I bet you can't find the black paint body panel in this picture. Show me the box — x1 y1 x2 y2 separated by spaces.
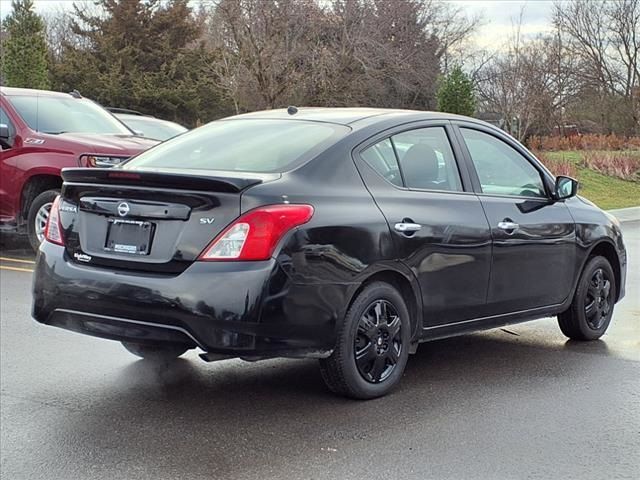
32 110 628 358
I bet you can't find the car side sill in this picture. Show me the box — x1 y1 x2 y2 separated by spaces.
420 303 564 342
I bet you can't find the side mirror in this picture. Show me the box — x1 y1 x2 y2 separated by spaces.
133 130 145 137
554 175 578 200
0 123 9 140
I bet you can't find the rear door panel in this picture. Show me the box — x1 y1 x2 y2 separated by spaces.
354 122 492 327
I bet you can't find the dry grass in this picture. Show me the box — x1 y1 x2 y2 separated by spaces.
581 151 640 181
528 134 640 152
537 151 640 209
534 151 578 178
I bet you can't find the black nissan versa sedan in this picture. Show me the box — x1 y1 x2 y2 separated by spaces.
32 108 627 399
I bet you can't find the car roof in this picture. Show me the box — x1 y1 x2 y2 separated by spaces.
229 107 484 127
0 86 80 98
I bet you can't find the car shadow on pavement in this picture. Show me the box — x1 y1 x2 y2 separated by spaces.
38 328 632 479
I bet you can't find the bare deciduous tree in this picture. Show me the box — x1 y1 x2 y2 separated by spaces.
203 0 479 112
553 0 639 131
476 9 579 141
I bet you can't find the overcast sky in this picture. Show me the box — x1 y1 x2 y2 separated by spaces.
0 0 557 47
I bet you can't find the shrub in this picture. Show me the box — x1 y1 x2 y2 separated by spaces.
582 152 640 181
527 134 640 151
534 152 578 178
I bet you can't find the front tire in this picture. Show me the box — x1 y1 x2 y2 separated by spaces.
319 282 411 399
558 256 616 341
121 342 188 361
27 189 60 252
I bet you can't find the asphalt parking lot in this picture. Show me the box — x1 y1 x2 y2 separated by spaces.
1 221 638 480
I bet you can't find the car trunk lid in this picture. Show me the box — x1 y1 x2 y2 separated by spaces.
59 168 279 274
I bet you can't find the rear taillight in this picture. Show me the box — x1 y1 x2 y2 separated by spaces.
44 196 65 246
198 204 314 261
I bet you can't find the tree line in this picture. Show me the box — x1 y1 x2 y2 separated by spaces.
1 0 638 140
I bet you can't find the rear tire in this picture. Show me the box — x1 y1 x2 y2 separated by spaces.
319 282 411 399
558 256 616 341
27 189 60 252
121 342 188 361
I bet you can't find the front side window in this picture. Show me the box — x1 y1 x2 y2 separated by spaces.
124 119 350 173
0 107 16 149
8 95 132 135
392 127 462 191
0 107 15 136
461 128 546 198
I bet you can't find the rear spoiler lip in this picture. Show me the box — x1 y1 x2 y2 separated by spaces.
61 168 278 193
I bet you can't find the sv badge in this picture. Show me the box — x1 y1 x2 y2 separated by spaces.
199 218 215 225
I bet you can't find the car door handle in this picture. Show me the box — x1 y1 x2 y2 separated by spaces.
394 222 422 232
497 221 519 231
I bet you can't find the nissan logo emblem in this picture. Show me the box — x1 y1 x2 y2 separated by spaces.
117 202 130 217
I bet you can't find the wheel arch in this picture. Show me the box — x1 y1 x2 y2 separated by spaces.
585 240 622 302
20 174 62 222
345 267 423 345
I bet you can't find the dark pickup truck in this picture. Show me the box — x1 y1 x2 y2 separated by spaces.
0 87 158 250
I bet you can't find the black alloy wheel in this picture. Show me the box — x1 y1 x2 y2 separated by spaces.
319 281 411 399
558 255 616 341
584 268 612 330
354 300 403 383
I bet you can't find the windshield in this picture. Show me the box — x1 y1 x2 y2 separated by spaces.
119 116 187 141
123 119 350 173
9 95 133 135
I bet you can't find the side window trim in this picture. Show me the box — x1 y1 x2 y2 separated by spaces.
359 137 404 187
452 122 552 199
354 121 476 194
388 136 406 187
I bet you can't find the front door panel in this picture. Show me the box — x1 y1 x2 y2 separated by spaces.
480 196 576 312
456 124 577 314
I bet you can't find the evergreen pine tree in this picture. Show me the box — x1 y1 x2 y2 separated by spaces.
2 0 50 89
437 66 476 117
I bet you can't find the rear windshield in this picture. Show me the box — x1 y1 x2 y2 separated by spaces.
123 119 350 173
9 95 132 135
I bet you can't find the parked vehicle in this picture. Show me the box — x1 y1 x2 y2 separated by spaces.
32 108 627 399
0 87 159 251
107 108 187 141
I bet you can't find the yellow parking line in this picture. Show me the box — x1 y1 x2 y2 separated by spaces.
0 265 34 273
0 256 36 265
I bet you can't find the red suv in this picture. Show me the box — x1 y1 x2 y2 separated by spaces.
0 87 159 250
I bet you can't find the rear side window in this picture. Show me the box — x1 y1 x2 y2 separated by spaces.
392 127 462 192
361 138 402 187
124 119 350 173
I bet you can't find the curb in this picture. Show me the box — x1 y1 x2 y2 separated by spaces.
607 206 640 223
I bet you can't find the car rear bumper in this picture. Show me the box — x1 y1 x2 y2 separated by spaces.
32 242 345 358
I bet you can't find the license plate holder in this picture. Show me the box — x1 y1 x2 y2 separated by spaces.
104 218 154 255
